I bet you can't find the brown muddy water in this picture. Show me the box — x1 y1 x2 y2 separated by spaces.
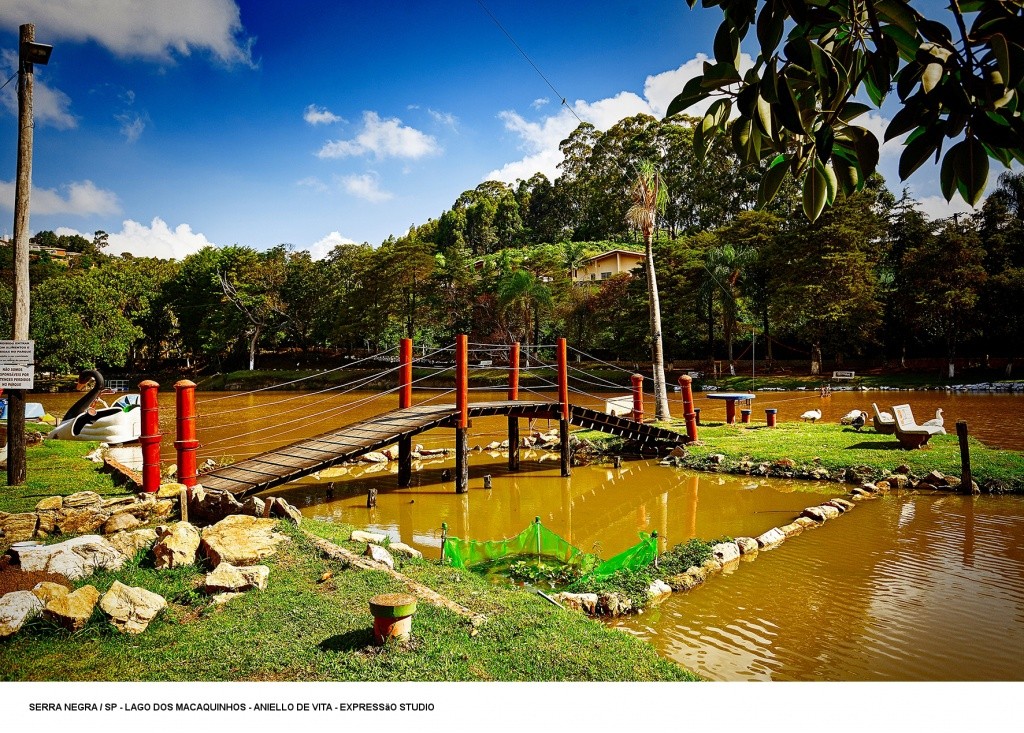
37 387 1024 680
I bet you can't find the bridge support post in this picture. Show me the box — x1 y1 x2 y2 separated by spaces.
508 342 520 471
397 338 413 487
678 375 698 442
139 380 161 494
455 427 469 493
631 373 644 422
455 334 469 493
398 435 412 487
174 379 199 488
557 338 570 477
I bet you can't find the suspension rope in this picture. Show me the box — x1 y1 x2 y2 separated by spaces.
196 346 400 404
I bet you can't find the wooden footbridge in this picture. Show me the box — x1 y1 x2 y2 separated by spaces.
171 336 698 499
200 400 686 498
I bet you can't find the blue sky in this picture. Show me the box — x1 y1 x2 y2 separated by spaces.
0 1 980 259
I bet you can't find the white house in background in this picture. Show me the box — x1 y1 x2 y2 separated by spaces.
572 249 644 284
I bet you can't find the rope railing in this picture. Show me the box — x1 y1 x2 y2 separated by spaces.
196 346 401 404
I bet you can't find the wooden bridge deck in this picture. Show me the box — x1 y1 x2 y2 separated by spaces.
200 400 685 497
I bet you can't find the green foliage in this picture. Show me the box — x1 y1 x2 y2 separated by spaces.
675 1 1024 216
657 538 717 577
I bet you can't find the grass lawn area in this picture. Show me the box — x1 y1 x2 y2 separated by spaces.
0 520 694 682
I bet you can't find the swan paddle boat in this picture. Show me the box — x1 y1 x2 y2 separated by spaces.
49 370 142 444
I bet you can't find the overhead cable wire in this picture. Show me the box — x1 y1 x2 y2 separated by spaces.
470 0 583 124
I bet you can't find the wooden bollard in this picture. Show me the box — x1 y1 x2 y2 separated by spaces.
766 408 778 428
613 455 622 468
367 487 378 508
138 380 161 494
631 373 645 422
174 379 199 487
956 420 974 494
483 475 492 489
369 593 417 645
678 375 698 442
741 408 752 424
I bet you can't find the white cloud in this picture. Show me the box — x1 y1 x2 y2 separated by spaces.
0 0 254 65
296 176 329 193
486 54 754 183
340 173 393 202
0 50 77 129
59 217 216 259
428 108 458 129
914 194 979 221
116 112 146 143
0 179 119 216
531 98 549 109
317 111 440 160
308 231 356 261
304 104 342 125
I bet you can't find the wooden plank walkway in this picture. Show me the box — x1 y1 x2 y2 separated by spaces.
199 400 684 498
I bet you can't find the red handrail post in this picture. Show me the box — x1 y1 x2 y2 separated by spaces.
138 380 161 494
399 337 413 409
456 334 468 429
678 375 699 442
557 338 569 422
508 342 520 401
631 373 645 423
174 379 199 487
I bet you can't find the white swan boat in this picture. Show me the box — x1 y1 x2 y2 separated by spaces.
49 370 142 445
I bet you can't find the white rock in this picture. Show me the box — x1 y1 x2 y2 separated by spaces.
99 581 166 634
17 535 125 581
388 542 423 559
647 579 672 599
363 543 395 569
153 522 201 569
755 527 786 549
351 530 387 544
711 542 741 564
360 451 388 463
0 591 44 637
204 562 270 593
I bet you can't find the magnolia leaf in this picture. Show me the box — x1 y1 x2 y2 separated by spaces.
758 156 791 207
939 144 959 201
922 62 944 94
822 160 838 205
666 76 709 116
956 137 989 206
756 94 773 139
899 126 941 179
991 33 1011 86
802 164 828 222
756 4 785 58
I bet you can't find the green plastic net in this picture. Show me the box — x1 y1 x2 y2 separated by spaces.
442 517 657 580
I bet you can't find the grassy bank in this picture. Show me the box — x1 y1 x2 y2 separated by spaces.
580 420 1024 491
0 439 693 682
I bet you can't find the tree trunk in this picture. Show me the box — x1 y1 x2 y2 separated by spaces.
644 236 671 420
763 308 773 365
810 342 821 376
248 327 260 371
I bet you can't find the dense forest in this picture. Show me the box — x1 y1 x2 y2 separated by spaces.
2 114 1023 378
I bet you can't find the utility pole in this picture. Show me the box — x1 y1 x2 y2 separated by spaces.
8 24 52 485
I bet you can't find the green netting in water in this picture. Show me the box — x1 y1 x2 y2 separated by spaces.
442 517 657 581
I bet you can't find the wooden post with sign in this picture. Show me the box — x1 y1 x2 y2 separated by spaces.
1 340 35 486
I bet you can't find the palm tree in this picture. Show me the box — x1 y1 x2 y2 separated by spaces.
497 268 552 357
704 244 755 375
626 160 670 420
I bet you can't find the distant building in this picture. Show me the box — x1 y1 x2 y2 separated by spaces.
0 237 83 266
572 249 644 284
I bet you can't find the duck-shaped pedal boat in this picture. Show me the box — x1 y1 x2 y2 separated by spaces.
49 370 142 444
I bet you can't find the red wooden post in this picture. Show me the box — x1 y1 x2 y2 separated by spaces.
631 373 645 422
138 380 161 494
508 342 520 401
678 375 698 442
399 337 413 409
766 408 777 428
741 408 752 424
725 399 737 425
556 338 569 421
174 379 199 487
456 334 468 428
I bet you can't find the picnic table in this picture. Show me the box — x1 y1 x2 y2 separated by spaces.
706 392 755 424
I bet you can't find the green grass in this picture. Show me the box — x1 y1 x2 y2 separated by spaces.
637 420 1024 490
1 521 695 682
0 437 133 514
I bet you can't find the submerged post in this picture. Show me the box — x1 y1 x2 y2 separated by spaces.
508 342 520 471
398 337 413 487
455 335 469 493
139 380 161 494
678 375 698 442
957 420 973 494
631 373 645 422
174 379 198 487
557 338 570 477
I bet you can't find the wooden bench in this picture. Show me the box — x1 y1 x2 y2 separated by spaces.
892 404 944 448
832 370 856 380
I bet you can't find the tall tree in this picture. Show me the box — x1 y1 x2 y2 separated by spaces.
626 160 671 420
